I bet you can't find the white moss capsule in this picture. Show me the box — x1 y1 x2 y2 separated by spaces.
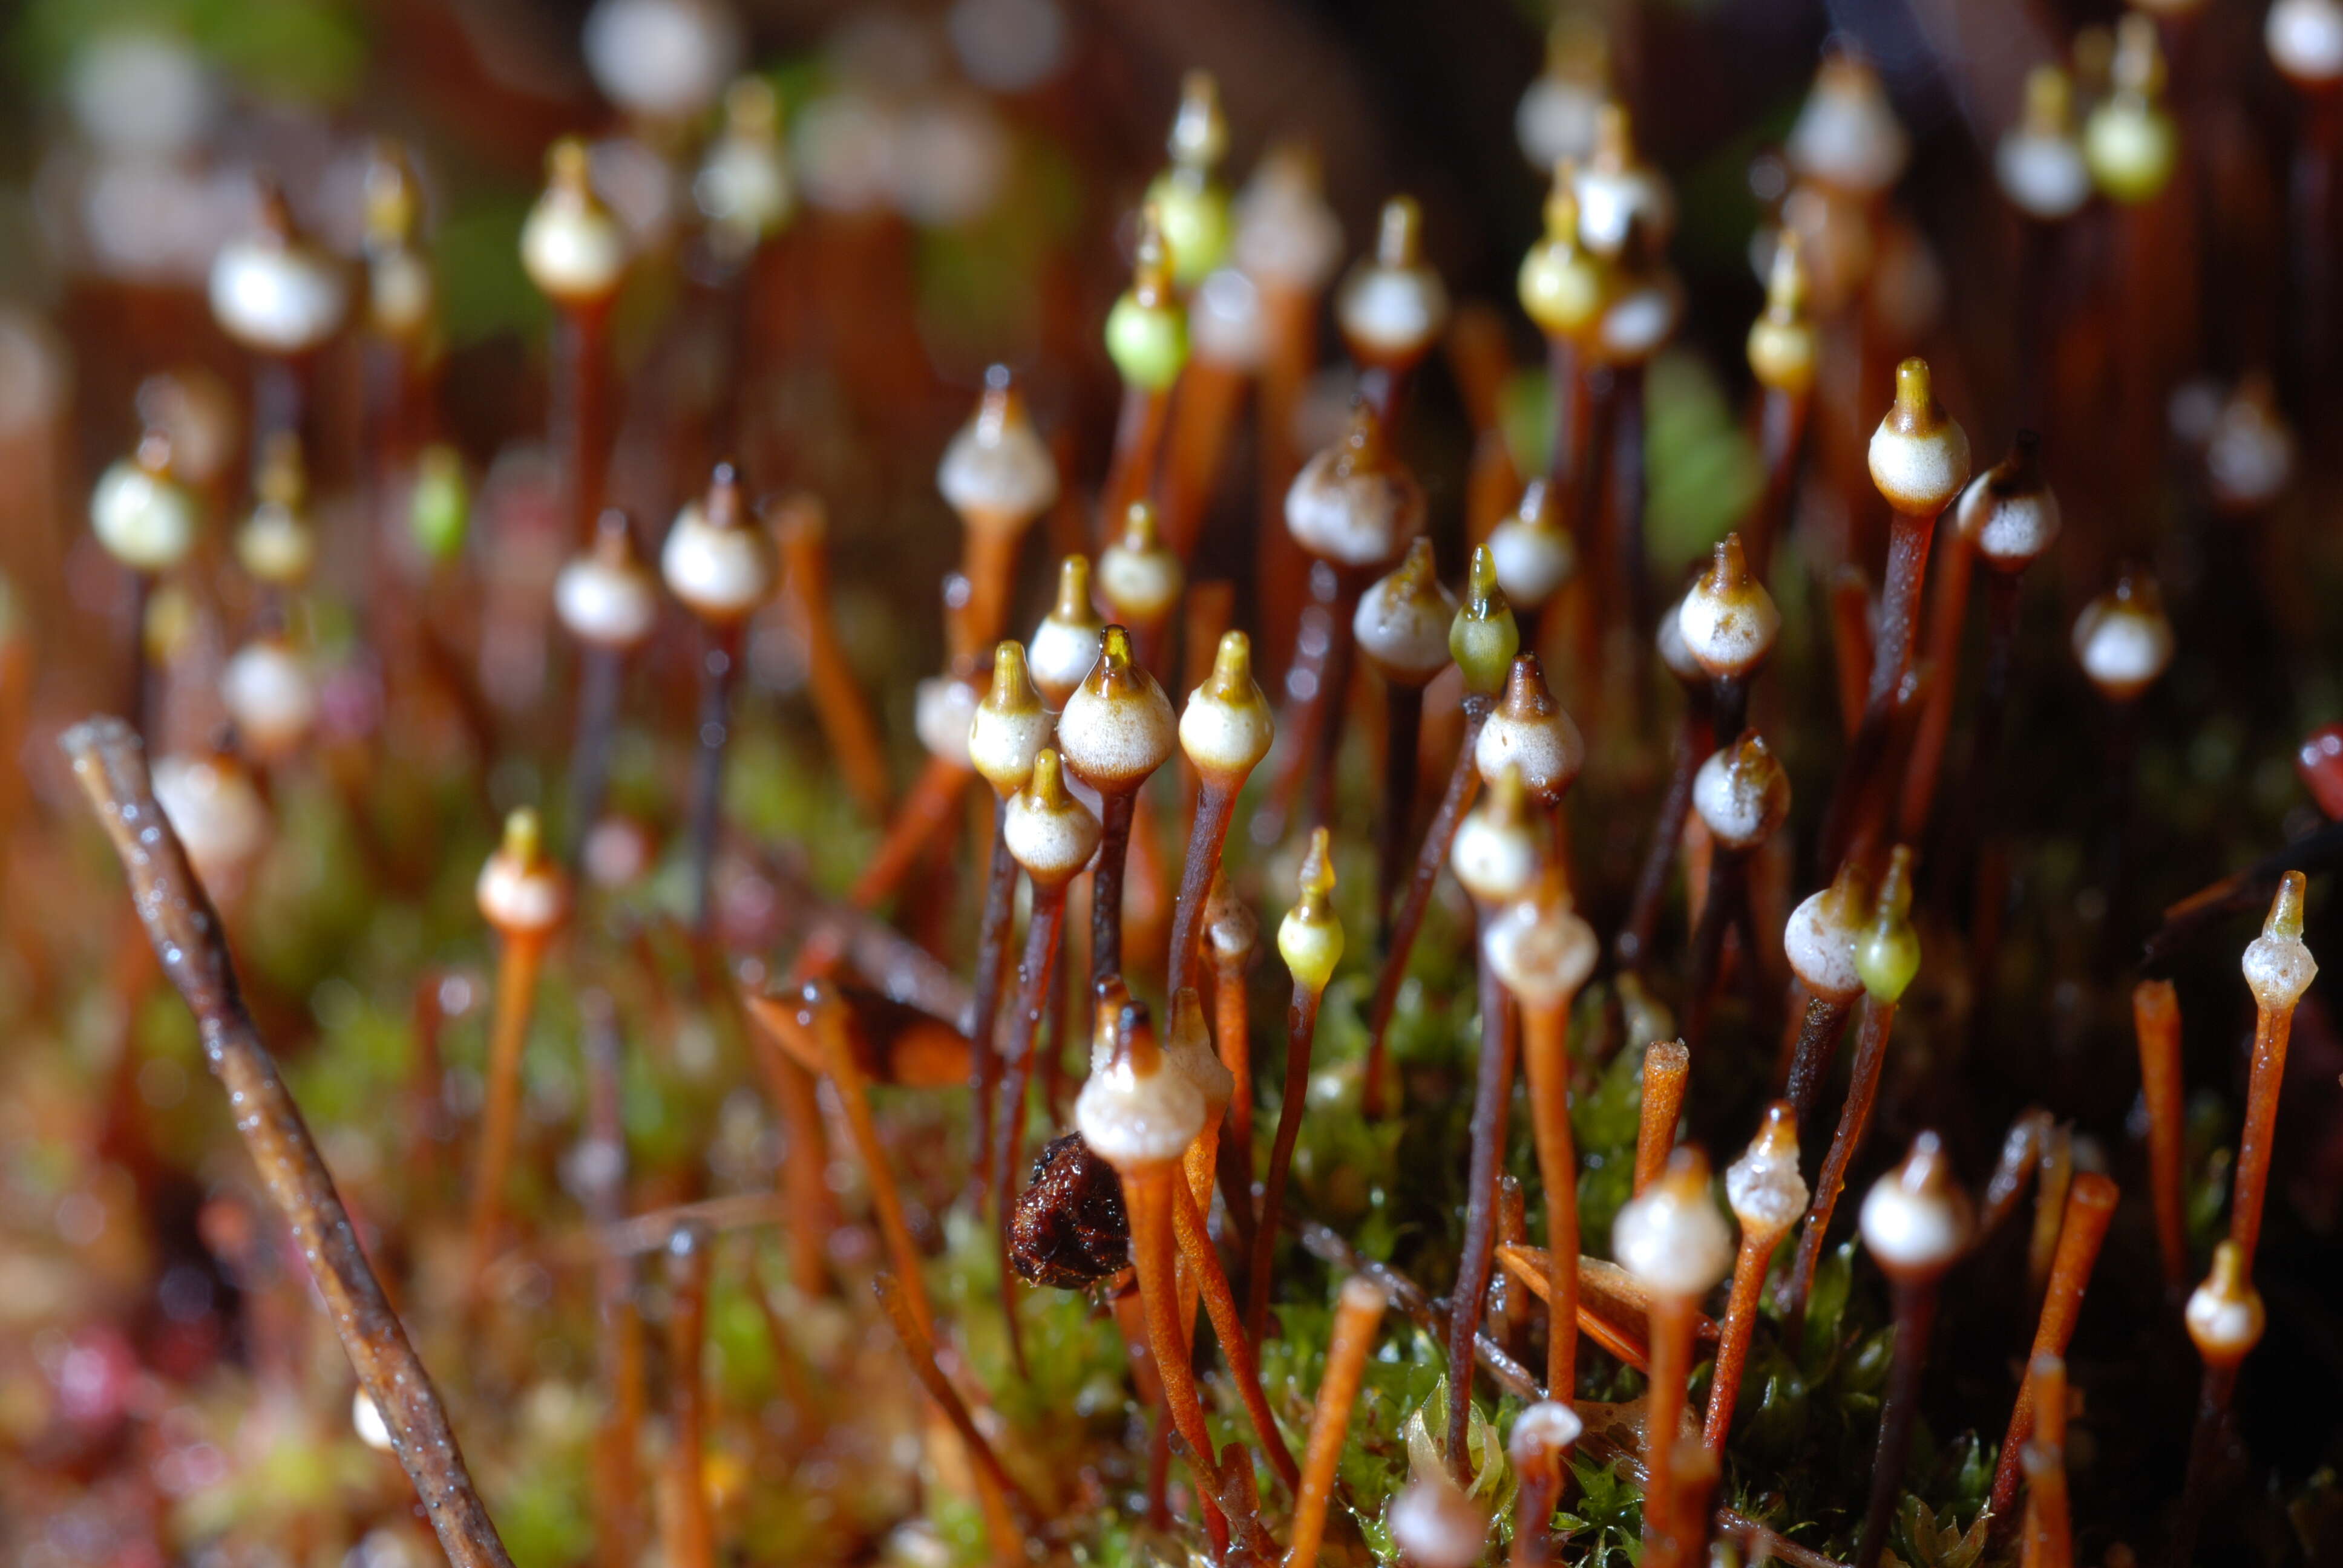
1077 1004 1206 1171
2071 569 2174 703
521 140 628 307
1029 555 1105 711
1473 655 1584 805
914 667 982 768
938 367 1058 535
1869 358 1971 516
1452 763 1544 907
1574 105 1674 260
1487 478 1577 610
91 432 200 574
2185 1241 2266 1365
1233 144 1344 295
209 188 349 356
2271 0 2343 87
582 0 742 122
1676 532 1778 681
221 633 318 760
969 641 1051 797
152 749 270 890
1388 1471 1491 1568
1057 626 1176 792
1482 867 1597 1009
1278 828 1345 992
1097 501 1183 630
1784 52 1910 197
1594 256 1684 365
696 77 793 254
1725 1102 1809 1236
1613 1146 1735 1297
1285 402 1426 569
1996 67 2091 223
1165 986 1234 1111
1859 1131 1972 1276
1516 16 1608 169
1956 433 2060 573
1783 861 1869 1005
1746 232 1817 394
1207 870 1259 965
1335 197 1449 367
235 435 315 588
1189 264 1265 370
2084 19 2178 206
1355 537 1457 686
1003 748 1100 887
476 808 571 936
556 512 660 650
1507 1397 1585 1466
2204 375 2295 515
1693 732 1790 852
1179 632 1274 783
661 465 772 624
1655 580 1706 687
2242 872 2318 1013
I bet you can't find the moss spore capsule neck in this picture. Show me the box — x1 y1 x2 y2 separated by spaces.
1693 731 1790 851
1473 654 1584 803
2071 567 2175 702
1277 826 1344 991
2243 871 2318 1011
1029 555 1106 709
1487 477 1577 610
1179 631 1273 780
1860 1130 1972 1275
1677 532 1780 679
1098 501 1183 627
1785 860 1870 1003
1855 844 1921 1002
1747 231 1817 393
939 368 1058 531
969 641 1051 796
2186 1240 2267 1363
1613 1145 1734 1295
1869 357 1971 514
1106 206 1188 391
1145 72 1231 286
1336 196 1449 364
1959 431 2062 571
1450 545 1521 697
1355 535 1458 684
1003 748 1102 886
1057 626 1176 790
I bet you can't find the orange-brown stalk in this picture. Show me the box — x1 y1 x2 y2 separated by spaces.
2133 979 2188 1287
1283 1278 1387 1568
772 497 893 822
1635 1040 1691 1195
1988 1173 2117 1516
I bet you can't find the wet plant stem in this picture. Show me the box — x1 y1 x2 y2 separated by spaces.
1521 996 1581 1400
662 1224 713 1568
1704 1220 1789 1451
1247 979 1325 1345
1092 789 1136 987
1102 384 1173 535
1285 1278 1386 1568
62 717 516 1568
1990 1174 2117 1517
807 987 937 1341
1746 385 1809 581
1617 692 1712 972
1447 938 1518 1474
1378 683 1425 940
1853 1279 1939 1568
566 643 624 863
686 629 738 934
991 883 1067 1373
968 801 1017 1208
580 999 641 1568
1680 851 1749 1056
1213 944 1258 1244
1783 996 1898 1331
1167 779 1237 1001
1824 509 1936 867
2133 979 2189 1289
555 305 610 550
850 754 971 912
467 929 549 1291
1254 564 1364 846
1635 1042 1691 1195
1781 995 1855 1142
874 1273 1034 1561
1643 1292 1697 1566
2231 983 2299 1277
1128 1166 1230 1547
1363 696 1494 1117
1169 1177 1300 1492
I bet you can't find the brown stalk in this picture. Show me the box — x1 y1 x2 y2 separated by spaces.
968 797 1017 1209
1252 564 1366 846
1988 1173 2117 1517
661 1223 715 1568
1974 1108 2053 1244
578 996 643 1568
61 717 515 1568
2232 881 2310 1277
1362 698 1493 1117
1827 566 1875 740
684 626 739 932
1169 1175 1300 1492
1781 996 1896 1330
1210 895 1257 1240
2027 1125 2074 1299
466 928 549 1287
1101 382 1174 534
1781 993 1855 1138
990 883 1070 1371
1895 521 1976 843
1744 382 1810 581
1247 978 1325 1344
1521 996 1581 1399
848 753 972 913
1127 1163 1231 1541
1823 501 1937 867
1634 1040 1691 1195
1643 1291 1699 1566
1168 779 1239 999
773 497 893 822
1161 362 1248 563
1285 1276 1387 1568
873 1273 1033 1561
1447 941 1519 1472
738 991 835 1296
1616 690 1712 973
2134 979 2189 1289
